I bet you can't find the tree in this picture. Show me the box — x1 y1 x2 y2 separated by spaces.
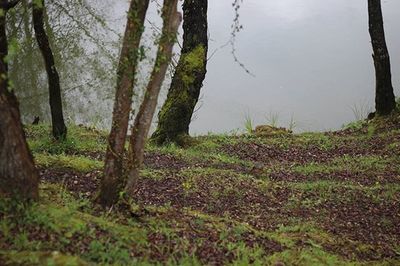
99 0 181 206
7 0 119 128
99 0 150 206
0 0 39 201
126 0 181 196
151 0 208 146
368 0 396 116
33 0 67 140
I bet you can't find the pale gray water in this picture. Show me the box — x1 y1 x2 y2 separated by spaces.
189 0 400 133
17 0 400 134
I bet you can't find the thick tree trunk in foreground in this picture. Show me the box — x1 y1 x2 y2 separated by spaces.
368 0 396 115
0 2 39 201
152 0 208 146
126 0 181 196
33 0 67 140
99 0 149 206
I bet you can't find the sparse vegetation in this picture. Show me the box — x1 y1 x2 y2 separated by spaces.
266 111 280 128
1 117 399 264
1 0 399 265
243 112 254 134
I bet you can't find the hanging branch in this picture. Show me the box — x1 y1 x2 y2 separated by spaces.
230 0 255 77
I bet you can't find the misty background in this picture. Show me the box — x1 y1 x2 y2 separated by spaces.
16 0 400 134
136 0 400 133
188 0 400 133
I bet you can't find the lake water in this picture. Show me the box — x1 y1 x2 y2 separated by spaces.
193 0 400 134
18 0 400 134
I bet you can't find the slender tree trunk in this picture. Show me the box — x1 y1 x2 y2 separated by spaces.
0 1 39 201
32 0 67 139
151 0 208 146
126 0 181 196
368 0 396 116
99 0 149 206
23 0 38 94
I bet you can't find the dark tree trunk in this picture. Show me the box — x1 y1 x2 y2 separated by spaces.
151 0 208 146
368 0 396 116
32 0 67 139
126 0 181 196
0 1 39 201
99 0 149 206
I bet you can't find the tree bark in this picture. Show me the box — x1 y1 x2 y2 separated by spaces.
151 0 208 146
99 0 149 206
368 0 396 116
32 0 67 139
126 0 181 196
23 0 38 97
0 1 39 201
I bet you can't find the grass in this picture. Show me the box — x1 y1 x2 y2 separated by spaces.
0 184 278 265
1 120 400 265
0 184 150 265
243 112 254 134
147 139 254 169
27 124 107 155
292 155 394 175
350 101 373 121
34 153 103 172
266 111 280 128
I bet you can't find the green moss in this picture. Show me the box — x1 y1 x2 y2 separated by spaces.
254 125 293 138
150 45 207 146
140 168 168 180
180 45 205 86
268 223 335 249
27 124 107 155
265 248 351 266
148 140 253 168
292 155 393 175
9 120 400 265
0 184 149 265
0 251 88 266
34 154 103 172
296 132 334 151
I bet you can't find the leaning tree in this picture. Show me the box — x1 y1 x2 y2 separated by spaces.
99 0 150 206
99 0 181 206
151 0 208 146
33 0 67 140
126 0 182 196
368 0 396 115
0 0 39 201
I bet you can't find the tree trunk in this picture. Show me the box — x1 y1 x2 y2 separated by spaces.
126 0 181 196
368 0 396 116
32 0 67 139
151 0 208 146
23 0 38 96
99 0 149 206
0 1 39 201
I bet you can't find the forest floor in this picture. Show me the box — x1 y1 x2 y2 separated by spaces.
1 112 400 265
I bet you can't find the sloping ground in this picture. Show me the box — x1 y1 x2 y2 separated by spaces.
1 115 400 265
